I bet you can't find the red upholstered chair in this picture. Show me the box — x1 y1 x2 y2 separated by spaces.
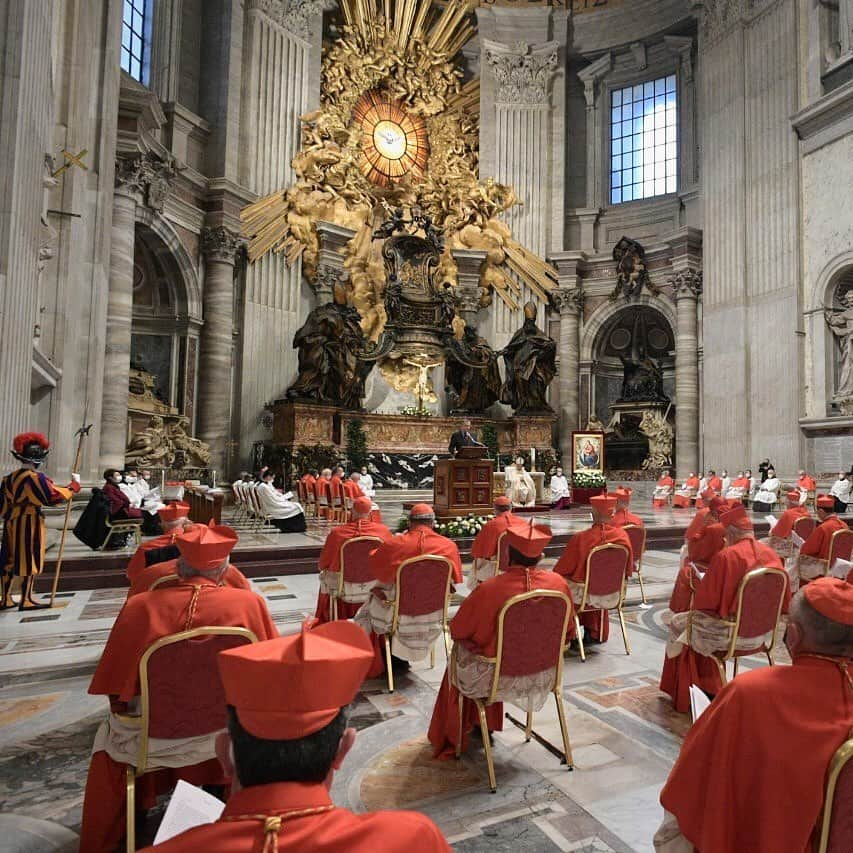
792 515 816 541
694 567 788 684
330 535 385 621
622 524 648 604
121 626 258 851
573 543 632 661
451 590 574 792
828 529 853 570
381 555 454 692
816 739 853 853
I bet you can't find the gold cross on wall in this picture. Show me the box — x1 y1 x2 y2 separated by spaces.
52 148 89 178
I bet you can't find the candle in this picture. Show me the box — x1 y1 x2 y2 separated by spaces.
530 447 536 470
212 470 216 490
161 469 165 490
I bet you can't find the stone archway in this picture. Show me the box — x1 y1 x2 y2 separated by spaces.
583 300 676 472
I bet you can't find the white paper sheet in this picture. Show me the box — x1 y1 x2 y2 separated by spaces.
829 558 852 580
153 780 225 845
764 514 778 532
791 531 805 548
689 685 711 723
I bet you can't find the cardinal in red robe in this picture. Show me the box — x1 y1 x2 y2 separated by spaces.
358 504 462 677
314 496 393 622
428 522 574 759
668 494 728 613
125 501 194 584
660 502 787 713
796 495 850 581
672 473 700 508
656 578 853 853
80 523 278 852
139 620 451 853
553 494 633 643
467 496 532 586
653 472 675 508
611 486 643 529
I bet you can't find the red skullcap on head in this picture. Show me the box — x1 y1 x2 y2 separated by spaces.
410 503 435 519
158 502 190 522
802 578 853 626
719 502 753 530
353 496 372 515
175 523 238 570
505 522 552 559
218 619 374 740
700 487 717 501
708 496 727 513
817 494 835 509
494 496 512 508
786 490 801 504
590 495 617 516
613 487 632 501
12 432 49 454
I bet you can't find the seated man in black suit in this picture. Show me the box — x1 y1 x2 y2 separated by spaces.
448 418 483 456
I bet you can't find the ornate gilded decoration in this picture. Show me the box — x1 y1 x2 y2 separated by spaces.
353 92 429 187
240 0 558 338
128 368 177 416
639 409 674 470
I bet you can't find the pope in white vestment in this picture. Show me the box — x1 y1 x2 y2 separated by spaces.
505 458 536 507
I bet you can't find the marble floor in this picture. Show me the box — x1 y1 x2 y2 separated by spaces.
0 541 789 852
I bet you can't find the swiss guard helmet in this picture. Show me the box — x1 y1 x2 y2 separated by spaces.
11 432 50 466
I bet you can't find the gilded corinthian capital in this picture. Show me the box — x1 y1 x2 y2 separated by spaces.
483 40 559 105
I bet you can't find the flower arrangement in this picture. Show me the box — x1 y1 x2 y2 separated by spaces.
572 470 606 488
436 513 494 539
399 405 433 417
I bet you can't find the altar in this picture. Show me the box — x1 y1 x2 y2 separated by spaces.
270 401 556 489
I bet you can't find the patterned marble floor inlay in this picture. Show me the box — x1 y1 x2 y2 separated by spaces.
0 547 750 852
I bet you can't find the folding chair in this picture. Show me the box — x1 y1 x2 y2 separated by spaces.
695 567 788 683
622 524 648 604
816 738 853 853
121 626 258 851
330 535 385 621
573 542 632 661
379 555 454 693
100 517 144 551
452 589 574 792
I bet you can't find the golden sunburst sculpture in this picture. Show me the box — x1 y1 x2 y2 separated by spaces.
240 0 558 340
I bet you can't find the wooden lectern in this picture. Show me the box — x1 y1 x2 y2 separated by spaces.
433 448 493 519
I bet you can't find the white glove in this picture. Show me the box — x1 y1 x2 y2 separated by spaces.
71 473 81 483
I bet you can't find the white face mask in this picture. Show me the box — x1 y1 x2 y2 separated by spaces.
126 476 137 484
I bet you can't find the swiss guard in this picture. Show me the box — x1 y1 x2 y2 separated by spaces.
0 432 80 610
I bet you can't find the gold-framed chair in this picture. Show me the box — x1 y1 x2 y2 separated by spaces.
691 567 788 684
330 535 385 621
793 515 817 542
330 480 347 524
100 517 144 551
148 573 180 592
573 542 632 661
622 524 648 604
379 554 454 692
815 738 853 852
230 483 247 525
302 481 318 519
121 625 258 851
799 529 853 585
452 589 574 792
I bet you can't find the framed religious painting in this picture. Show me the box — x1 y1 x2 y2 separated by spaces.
571 431 605 475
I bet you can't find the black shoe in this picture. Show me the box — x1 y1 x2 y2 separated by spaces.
390 655 411 674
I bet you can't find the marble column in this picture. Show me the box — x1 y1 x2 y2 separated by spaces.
672 269 702 476
577 53 611 213
100 189 137 468
549 251 586 462
198 227 243 474
100 153 177 469
452 249 488 329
